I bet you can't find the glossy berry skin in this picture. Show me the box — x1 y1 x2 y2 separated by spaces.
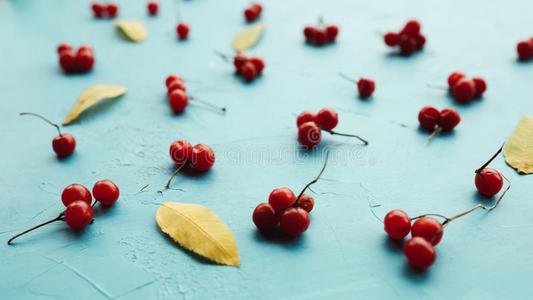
475 168 503 197
517 40 532 61
403 237 436 270
52 134 76 158
61 184 92 207
313 29 328 46
92 180 120 206
384 32 400 46
297 194 314 212
411 217 443 246
169 140 193 165
384 209 411 240
452 78 476 103
401 20 421 36
59 51 76 73
76 49 95 72
106 3 119 18
167 80 186 94
240 61 257 82
418 106 440 132
296 111 316 127
252 203 278 231
233 54 248 72
64 200 93 230
303 26 317 42
57 43 72 54
91 3 105 18
176 23 190 39
279 207 310 237
147 1 159 16
357 78 375 99
447 72 465 88
165 74 183 88
244 4 261 23
315 108 338 130
249 57 265 75
438 108 461 131
298 122 322 148
398 34 417 56
326 25 339 42
168 90 189 113
268 188 296 212
472 77 487 98
190 144 215 172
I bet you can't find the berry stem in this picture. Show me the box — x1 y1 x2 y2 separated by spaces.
426 84 448 91
475 144 504 173
295 151 330 205
214 50 232 64
164 163 186 189
7 212 64 245
324 129 369 145
338 72 358 85
189 96 226 113
20 112 62 136
427 126 442 144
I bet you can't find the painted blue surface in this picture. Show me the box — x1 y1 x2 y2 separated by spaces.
1 0 532 299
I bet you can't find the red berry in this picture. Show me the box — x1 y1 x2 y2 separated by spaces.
404 237 436 270
65 200 93 230
252 203 278 231
447 72 465 88
59 52 76 73
414 33 426 50
106 3 119 18
297 194 314 212
233 54 248 72
240 61 257 82
313 29 328 46
176 22 190 39
92 179 120 206
411 217 443 246
472 77 487 98
91 3 105 18
475 168 503 197
384 209 411 240
52 134 76 158
244 7 259 22
517 40 532 61
61 184 92 207
280 207 310 237
296 111 316 127
384 32 399 47
303 26 317 42
76 50 95 73
169 140 193 165
357 78 376 99
251 3 263 14
166 74 183 88
249 57 265 75
418 106 440 132
57 43 72 54
452 78 476 103
268 188 296 212
167 80 187 94
326 25 339 42
190 144 215 172
402 20 421 36
398 34 417 56
298 122 322 148
438 108 460 131
147 1 159 16
315 108 338 130
168 90 189 113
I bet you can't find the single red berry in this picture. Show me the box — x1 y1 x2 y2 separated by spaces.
403 237 436 270
452 78 476 103
76 50 95 73
106 3 119 18
383 209 411 240
251 3 263 14
77 45 93 53
169 140 193 165
268 188 296 212
176 22 190 39
517 40 532 61
411 217 443 246
52 134 76 158
167 80 187 94
91 2 105 18
401 20 421 36
298 122 322 148
414 33 426 50
168 90 189 113
326 25 339 42
447 72 465 88
92 179 120 206
472 77 487 98
249 57 265 75
438 108 460 131
59 51 76 73
190 144 215 172
233 54 248 73
296 111 316 127
57 43 72 54
252 203 278 231
418 106 440 132
61 184 92 207
398 34 417 56
384 32 400 47
279 207 310 237
147 1 159 16
315 108 338 130
303 26 317 42
244 7 258 23
297 194 314 212
475 168 503 197
313 29 328 46
240 61 257 82
65 200 93 230
357 78 376 99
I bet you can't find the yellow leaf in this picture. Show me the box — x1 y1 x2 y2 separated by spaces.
63 85 127 125
156 202 240 267
504 116 533 174
231 24 264 52
116 20 147 42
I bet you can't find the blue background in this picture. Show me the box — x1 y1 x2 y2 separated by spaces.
1 0 532 299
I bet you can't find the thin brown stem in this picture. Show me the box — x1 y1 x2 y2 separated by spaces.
475 144 504 173
324 129 369 145
189 96 226 113
427 126 442 144
214 50 232 63
425 84 448 91
7 213 64 245
295 151 330 205
164 164 186 189
20 112 62 136
338 72 358 85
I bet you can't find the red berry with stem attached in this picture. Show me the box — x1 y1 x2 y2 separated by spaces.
92 180 120 206
315 108 338 130
297 194 314 212
279 207 310 237
91 2 105 18
253 203 278 231
244 8 258 22
169 140 193 165
167 80 186 94
384 32 399 47
168 90 189 113
411 217 443 246
404 237 436 270
190 144 215 171
147 1 159 16
268 188 296 212
326 25 339 42
357 78 376 99
452 78 476 103
447 72 465 88
296 111 316 127
472 77 487 98
438 108 461 131
176 22 190 39
240 61 257 81
59 51 76 73
61 184 92 207
165 74 183 88
475 168 503 197
106 3 119 18
249 57 265 75
298 122 322 148
52 134 76 158
233 53 248 72
384 209 411 240
517 40 532 61
401 20 421 36
418 106 440 132
65 200 93 230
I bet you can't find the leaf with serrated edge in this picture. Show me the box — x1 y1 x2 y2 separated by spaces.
156 202 240 267
231 24 264 52
116 20 147 42
504 116 533 174
63 85 127 125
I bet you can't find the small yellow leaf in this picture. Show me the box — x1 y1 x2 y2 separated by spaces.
504 116 533 174
156 202 240 267
63 85 127 125
116 20 147 42
231 24 264 52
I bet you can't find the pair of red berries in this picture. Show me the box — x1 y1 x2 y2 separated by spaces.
233 53 265 82
57 43 95 74
516 37 533 61
91 2 118 18
169 140 216 172
303 23 339 46
176 23 190 40
384 20 426 56
447 72 487 103
244 3 263 23
147 1 159 16
418 106 461 133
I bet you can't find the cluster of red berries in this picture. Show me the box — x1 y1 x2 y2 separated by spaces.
165 74 189 113
233 53 265 82
176 23 190 40
57 43 95 74
303 23 339 46
516 37 533 61
169 140 215 172
244 3 263 23
418 106 461 133
384 20 426 56
447 72 487 103
147 1 159 16
91 2 119 18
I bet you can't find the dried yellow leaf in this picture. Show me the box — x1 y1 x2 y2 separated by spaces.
63 85 127 125
232 24 264 52
504 116 533 174
156 202 240 267
116 20 147 42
